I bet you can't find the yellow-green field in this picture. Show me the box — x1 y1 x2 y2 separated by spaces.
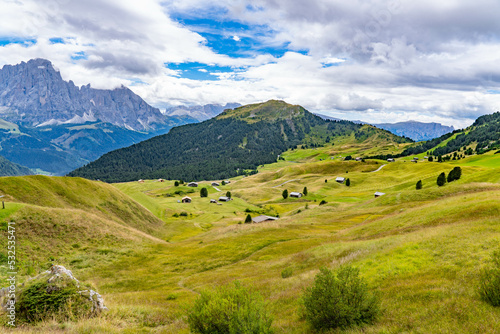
2 148 500 333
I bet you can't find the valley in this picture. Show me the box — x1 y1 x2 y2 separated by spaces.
1 136 500 332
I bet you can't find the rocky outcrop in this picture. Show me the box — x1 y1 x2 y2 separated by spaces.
0 59 165 131
1 265 107 323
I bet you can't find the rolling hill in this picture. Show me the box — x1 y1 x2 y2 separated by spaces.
69 100 411 182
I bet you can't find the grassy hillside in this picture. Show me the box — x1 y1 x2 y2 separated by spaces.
0 175 164 284
4 146 500 332
0 155 32 176
69 100 410 183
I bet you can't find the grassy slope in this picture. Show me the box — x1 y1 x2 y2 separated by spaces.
0 175 165 287
4 150 500 333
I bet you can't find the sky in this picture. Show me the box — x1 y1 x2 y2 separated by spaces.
1 0 500 128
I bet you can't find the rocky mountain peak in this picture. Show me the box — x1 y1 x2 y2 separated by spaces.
0 58 166 131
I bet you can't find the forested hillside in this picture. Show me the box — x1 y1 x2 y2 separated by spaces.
69 100 410 182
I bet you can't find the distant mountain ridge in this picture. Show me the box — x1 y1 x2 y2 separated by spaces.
69 100 410 182
164 103 241 121
0 58 166 131
374 121 454 141
314 113 454 141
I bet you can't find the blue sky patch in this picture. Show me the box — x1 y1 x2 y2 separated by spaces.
71 51 88 61
49 37 65 44
0 38 36 47
166 62 239 81
170 14 297 59
487 89 500 94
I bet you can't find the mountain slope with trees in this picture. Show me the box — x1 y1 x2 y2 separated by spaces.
69 100 410 182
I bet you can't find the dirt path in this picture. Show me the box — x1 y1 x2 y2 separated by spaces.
370 164 386 172
272 179 301 188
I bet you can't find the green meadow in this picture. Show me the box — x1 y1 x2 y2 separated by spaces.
1 145 500 333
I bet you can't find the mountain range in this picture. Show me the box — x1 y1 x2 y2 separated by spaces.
314 113 454 141
69 100 411 182
164 103 241 122
0 59 205 175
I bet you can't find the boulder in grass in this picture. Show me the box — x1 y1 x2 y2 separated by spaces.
2 265 107 324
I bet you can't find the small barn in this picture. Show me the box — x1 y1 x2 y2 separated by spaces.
182 196 192 203
290 192 303 198
355 157 362 161
187 182 198 187
252 215 279 223
374 192 385 198
336 177 345 183
138 179 144 183
225 180 231 184
212 182 220 186
387 158 395 162
218 196 231 202
157 178 164 182
210 199 217 203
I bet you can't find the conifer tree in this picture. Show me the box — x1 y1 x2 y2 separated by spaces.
303 187 308 196
282 189 288 199
245 214 252 224
416 180 422 190
200 187 208 197
345 178 351 187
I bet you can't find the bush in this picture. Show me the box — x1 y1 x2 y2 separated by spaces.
180 212 188 217
282 189 288 199
437 172 446 186
416 180 422 190
345 178 350 187
447 166 462 182
174 181 179 186
226 191 232 198
319 200 327 205
479 249 500 306
245 214 252 224
200 187 208 197
303 187 308 196
187 282 273 334
281 268 293 279
428 156 434 162
302 266 379 331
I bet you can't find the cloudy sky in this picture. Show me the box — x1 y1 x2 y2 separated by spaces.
1 0 500 127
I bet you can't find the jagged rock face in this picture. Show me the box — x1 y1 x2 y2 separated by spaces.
0 58 165 131
375 121 455 141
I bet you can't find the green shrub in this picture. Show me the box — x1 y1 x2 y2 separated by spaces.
319 200 327 205
303 187 308 196
245 214 252 224
345 178 351 187
187 281 273 334
180 212 188 217
16 279 95 323
281 268 293 279
479 249 500 306
200 187 208 197
302 266 379 331
416 180 422 190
